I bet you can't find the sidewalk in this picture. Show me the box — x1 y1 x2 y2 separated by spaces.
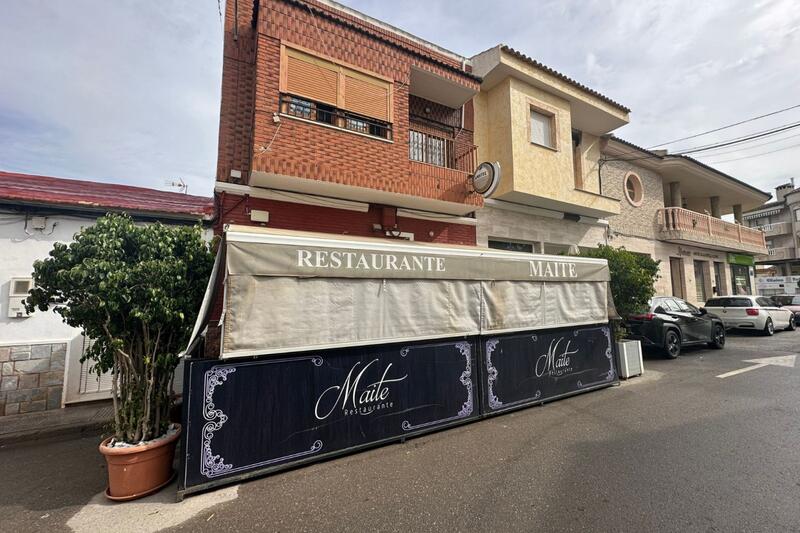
0 401 112 445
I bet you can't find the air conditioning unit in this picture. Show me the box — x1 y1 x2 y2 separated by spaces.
616 339 644 379
7 277 33 318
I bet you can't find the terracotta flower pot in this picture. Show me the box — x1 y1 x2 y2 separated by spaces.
99 424 181 501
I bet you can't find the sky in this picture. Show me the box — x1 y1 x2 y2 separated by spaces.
1 0 799 199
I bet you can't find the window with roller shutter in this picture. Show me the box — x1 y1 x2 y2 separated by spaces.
343 72 390 123
284 49 339 107
279 44 393 139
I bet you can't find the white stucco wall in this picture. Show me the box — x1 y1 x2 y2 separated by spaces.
0 211 90 344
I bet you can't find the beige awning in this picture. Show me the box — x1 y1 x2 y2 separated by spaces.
189 226 611 359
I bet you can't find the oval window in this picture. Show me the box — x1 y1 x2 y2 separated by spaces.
624 172 644 207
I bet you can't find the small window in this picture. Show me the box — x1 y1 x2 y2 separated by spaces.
662 299 680 312
624 172 644 207
795 210 800 222
756 297 773 307
488 239 535 254
530 109 554 149
543 243 572 255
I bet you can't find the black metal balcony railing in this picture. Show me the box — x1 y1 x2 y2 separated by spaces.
280 94 392 140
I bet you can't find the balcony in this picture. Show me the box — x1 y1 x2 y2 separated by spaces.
755 221 792 237
756 246 796 263
658 207 767 254
408 128 481 207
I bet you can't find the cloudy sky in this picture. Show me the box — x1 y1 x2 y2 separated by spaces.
1 0 798 199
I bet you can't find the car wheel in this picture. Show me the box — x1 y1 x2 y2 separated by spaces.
663 329 681 359
785 315 796 331
763 318 774 336
708 323 725 349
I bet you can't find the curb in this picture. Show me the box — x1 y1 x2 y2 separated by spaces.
0 418 109 446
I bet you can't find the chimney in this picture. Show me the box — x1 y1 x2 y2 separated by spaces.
776 182 794 203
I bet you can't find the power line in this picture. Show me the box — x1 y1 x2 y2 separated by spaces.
692 131 800 159
603 120 800 165
647 103 800 148
706 142 800 165
674 121 800 155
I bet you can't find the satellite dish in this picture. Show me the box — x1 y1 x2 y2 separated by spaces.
470 161 501 197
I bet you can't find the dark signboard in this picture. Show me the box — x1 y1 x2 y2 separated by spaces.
180 338 477 494
483 324 616 413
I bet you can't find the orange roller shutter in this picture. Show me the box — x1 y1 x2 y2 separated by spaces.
343 73 390 122
284 52 339 106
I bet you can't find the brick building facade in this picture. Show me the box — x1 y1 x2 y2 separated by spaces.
209 0 486 356
216 0 482 239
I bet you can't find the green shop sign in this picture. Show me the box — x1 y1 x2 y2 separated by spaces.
728 253 755 266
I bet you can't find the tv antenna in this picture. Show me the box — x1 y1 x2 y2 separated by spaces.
165 177 188 194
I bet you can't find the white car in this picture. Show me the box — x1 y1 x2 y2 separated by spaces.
703 295 795 335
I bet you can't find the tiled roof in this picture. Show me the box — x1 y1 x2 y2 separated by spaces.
605 137 770 200
500 45 630 113
0 171 214 220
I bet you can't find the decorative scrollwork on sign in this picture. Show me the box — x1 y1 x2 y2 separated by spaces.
400 347 410 357
199 357 325 480
402 342 474 431
200 366 236 478
578 326 617 388
487 337 546 411
485 339 502 409
455 342 474 418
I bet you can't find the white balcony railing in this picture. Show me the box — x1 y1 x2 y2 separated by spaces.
658 207 767 252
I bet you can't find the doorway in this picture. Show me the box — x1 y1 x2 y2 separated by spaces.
670 257 686 299
730 264 752 295
713 262 724 296
694 260 707 303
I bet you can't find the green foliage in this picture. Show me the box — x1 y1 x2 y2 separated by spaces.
26 214 214 443
577 245 660 334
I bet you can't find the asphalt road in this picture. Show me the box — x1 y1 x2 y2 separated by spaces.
2 330 799 532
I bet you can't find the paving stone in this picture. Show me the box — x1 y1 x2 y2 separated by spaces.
29 388 46 402
4 402 19 416
47 387 63 410
49 357 65 372
2 362 14 376
30 344 52 360
19 400 46 413
6 389 31 403
51 343 67 359
0 347 10 362
14 359 50 374
18 374 38 390
41 371 64 387
1 376 18 392
9 347 31 361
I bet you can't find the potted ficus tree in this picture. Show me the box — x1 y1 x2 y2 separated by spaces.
578 245 660 378
25 214 213 500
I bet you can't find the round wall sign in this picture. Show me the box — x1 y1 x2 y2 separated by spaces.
471 161 501 197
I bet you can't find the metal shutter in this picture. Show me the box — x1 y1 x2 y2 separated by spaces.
343 72 389 122
284 50 339 106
